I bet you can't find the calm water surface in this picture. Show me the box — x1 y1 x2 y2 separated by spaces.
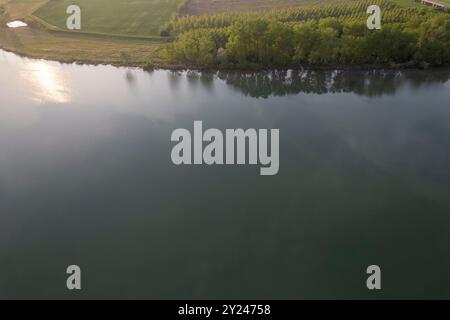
1 49 450 299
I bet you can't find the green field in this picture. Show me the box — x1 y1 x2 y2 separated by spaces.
161 0 433 36
33 0 187 37
30 0 434 38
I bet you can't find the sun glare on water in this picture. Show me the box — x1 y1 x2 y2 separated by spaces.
21 61 71 104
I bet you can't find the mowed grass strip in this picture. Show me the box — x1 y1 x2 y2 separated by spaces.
34 0 187 36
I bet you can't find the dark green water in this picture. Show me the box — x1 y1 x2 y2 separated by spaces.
1 49 450 299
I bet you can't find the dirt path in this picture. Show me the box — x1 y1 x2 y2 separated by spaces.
180 0 344 16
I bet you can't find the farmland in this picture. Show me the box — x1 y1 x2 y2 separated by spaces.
0 0 168 67
34 0 187 37
160 0 433 36
30 0 445 38
180 0 354 16
0 0 449 69
180 0 443 16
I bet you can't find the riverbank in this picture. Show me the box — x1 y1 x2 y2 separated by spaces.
0 27 445 72
1 0 449 72
0 27 170 69
0 21 443 72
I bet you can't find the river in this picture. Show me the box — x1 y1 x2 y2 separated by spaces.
1 49 450 299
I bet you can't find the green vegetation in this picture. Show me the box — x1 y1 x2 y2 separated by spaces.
160 0 434 36
0 5 5 17
164 0 450 68
390 0 424 7
180 0 356 16
0 0 167 68
0 27 166 68
34 0 187 37
180 0 437 16
1 0 449 69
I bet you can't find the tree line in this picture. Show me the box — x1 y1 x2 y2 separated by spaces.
164 14 450 68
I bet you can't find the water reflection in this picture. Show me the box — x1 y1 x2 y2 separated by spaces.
212 69 450 98
125 70 136 87
21 61 71 103
1 49 450 299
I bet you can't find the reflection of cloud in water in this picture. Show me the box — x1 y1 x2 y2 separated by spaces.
21 61 71 104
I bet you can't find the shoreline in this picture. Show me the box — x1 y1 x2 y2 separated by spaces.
1 0 448 73
0 36 445 73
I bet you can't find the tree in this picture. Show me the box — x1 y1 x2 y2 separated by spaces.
292 21 319 65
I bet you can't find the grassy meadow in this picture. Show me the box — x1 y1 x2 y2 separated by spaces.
0 27 166 67
33 0 187 36
0 0 169 67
